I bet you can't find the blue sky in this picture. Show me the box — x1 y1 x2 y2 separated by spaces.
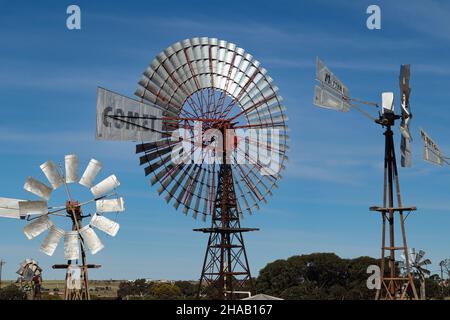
1 0 450 281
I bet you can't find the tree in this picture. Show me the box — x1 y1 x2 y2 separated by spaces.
174 281 197 299
117 279 151 299
148 282 182 300
0 284 27 300
256 253 380 300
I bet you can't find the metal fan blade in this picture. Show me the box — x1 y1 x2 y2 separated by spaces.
79 225 104 255
182 167 202 215
90 174 120 197
173 165 196 210
192 168 207 219
64 231 80 260
40 160 63 189
201 168 212 219
24 177 52 200
96 197 125 213
164 165 192 204
65 154 79 183
420 268 431 276
90 213 120 237
23 215 53 240
157 165 184 194
416 250 425 264
418 259 432 267
79 158 102 188
0 197 25 219
18 200 48 216
40 225 64 256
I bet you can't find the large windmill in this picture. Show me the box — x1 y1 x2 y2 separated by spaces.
96 37 289 299
0 154 125 300
314 58 418 299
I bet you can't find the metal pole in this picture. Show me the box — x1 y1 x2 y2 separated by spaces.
0 259 5 289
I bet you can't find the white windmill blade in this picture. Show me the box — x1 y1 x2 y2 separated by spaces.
96 197 125 213
40 225 64 256
64 231 80 260
40 160 63 189
23 215 53 240
19 200 48 216
382 92 395 114
79 158 102 188
65 154 79 183
24 177 52 200
0 197 25 219
90 174 120 198
90 213 120 237
79 225 104 255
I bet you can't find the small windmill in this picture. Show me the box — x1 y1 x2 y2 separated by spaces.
314 58 418 299
0 154 125 300
16 259 42 299
399 248 431 300
96 37 289 299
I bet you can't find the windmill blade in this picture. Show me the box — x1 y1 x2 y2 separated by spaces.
40 160 63 189
90 174 120 197
79 158 102 188
24 177 52 200
416 250 426 264
96 197 125 213
18 200 48 216
64 231 80 260
399 64 412 168
23 215 53 240
418 259 432 267
40 225 64 256
0 197 25 219
65 154 79 183
79 225 104 255
420 268 431 276
90 213 120 237
192 168 207 219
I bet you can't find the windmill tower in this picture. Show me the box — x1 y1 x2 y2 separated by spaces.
0 154 125 300
314 59 418 299
96 37 289 299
